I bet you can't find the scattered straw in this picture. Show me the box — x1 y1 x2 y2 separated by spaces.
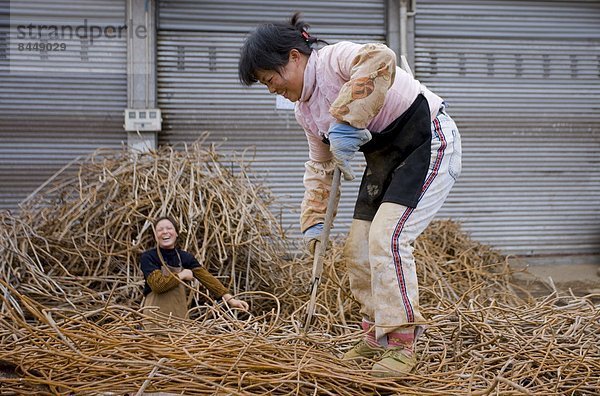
0 141 598 395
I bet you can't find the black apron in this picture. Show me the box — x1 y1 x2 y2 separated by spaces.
354 94 432 221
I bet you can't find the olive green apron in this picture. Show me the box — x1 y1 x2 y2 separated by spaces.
141 264 188 329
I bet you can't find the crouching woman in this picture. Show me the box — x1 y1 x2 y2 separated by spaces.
140 216 248 328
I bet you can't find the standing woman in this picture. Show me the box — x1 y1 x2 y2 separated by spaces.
238 13 461 377
140 216 248 328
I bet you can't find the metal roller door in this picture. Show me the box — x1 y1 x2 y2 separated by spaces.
0 0 127 211
157 0 386 242
415 0 600 254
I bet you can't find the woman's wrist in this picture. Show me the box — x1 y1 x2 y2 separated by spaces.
221 293 233 303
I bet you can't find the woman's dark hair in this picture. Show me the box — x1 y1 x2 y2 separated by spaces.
238 12 324 86
154 216 179 234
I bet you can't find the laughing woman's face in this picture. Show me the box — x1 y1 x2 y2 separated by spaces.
155 219 177 249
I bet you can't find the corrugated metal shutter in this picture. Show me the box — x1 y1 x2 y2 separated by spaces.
415 0 600 254
0 0 127 211
157 1 385 242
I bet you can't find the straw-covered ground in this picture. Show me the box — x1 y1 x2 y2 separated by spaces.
0 141 598 395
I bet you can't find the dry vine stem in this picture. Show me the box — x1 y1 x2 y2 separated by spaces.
0 140 598 395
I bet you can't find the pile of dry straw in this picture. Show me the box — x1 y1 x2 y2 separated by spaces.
0 140 598 395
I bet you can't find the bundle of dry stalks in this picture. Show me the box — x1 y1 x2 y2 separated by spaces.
1 138 285 311
275 220 525 332
0 141 598 395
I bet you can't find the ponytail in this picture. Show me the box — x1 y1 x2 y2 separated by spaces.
290 12 320 48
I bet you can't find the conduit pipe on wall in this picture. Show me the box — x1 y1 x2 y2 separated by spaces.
400 0 408 60
388 0 416 67
387 0 400 58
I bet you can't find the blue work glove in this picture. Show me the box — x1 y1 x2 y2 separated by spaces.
303 223 323 254
328 123 372 181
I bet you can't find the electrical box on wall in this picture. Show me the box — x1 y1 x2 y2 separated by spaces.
124 109 162 131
